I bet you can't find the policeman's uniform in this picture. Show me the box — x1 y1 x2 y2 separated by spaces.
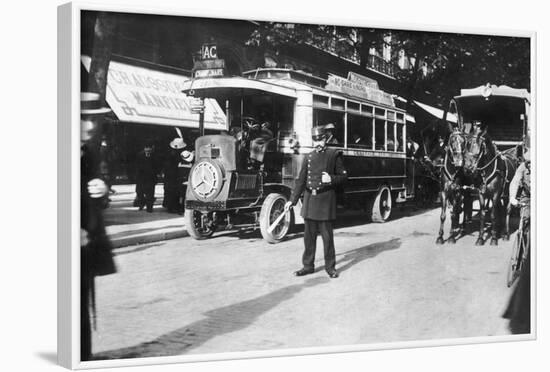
289 126 347 277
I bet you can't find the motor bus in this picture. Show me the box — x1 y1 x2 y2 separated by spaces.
180 68 416 243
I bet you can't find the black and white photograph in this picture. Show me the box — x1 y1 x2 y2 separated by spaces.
38 0 548 370
72 5 536 365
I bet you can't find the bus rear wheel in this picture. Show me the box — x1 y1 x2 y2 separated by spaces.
370 186 392 222
184 209 216 239
259 193 291 243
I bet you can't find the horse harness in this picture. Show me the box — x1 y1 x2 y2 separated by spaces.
471 138 513 191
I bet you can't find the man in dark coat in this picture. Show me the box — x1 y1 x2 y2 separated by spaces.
284 126 348 278
135 142 159 213
163 134 187 213
80 92 117 361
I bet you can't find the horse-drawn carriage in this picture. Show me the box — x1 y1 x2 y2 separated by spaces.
436 84 530 245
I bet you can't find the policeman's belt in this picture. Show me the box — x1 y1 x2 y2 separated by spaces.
305 187 332 195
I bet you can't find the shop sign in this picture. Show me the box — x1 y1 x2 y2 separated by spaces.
81 56 226 129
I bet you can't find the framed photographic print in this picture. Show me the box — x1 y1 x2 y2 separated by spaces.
58 1 536 369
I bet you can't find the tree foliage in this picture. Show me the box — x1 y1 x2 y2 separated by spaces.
247 22 530 109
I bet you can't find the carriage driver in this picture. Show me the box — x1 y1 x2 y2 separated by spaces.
509 149 531 220
284 126 348 278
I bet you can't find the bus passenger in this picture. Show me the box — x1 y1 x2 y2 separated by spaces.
324 123 339 145
284 126 348 279
351 133 363 146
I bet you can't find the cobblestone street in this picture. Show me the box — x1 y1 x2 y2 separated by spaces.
91 206 515 360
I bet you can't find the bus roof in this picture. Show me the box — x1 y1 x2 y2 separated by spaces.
181 68 405 113
181 76 298 99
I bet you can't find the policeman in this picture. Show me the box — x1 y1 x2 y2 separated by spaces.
284 126 348 278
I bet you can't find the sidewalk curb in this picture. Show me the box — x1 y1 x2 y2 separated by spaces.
111 229 189 249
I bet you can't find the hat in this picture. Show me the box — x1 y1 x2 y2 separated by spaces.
324 123 336 130
170 137 187 149
181 150 194 162
311 126 327 141
523 149 531 162
81 92 111 115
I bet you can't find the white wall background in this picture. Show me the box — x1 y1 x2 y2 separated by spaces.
1 0 547 371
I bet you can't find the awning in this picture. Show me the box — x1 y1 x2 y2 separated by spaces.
180 76 298 99
81 56 227 130
414 100 457 123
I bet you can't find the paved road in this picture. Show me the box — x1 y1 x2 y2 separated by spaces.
91 206 517 360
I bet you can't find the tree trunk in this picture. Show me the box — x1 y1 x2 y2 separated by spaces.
404 54 421 115
87 12 116 104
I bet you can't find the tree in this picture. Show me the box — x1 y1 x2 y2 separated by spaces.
87 12 117 104
247 22 530 103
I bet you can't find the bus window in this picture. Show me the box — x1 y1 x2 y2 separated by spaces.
396 123 404 152
226 94 294 153
387 122 396 151
313 109 344 146
348 113 373 149
374 118 385 150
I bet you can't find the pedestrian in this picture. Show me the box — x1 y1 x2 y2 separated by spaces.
135 141 159 213
163 130 187 213
80 92 117 361
284 126 348 278
178 149 195 211
503 148 531 334
406 136 419 158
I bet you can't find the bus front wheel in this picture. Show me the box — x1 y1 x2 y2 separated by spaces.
184 209 216 239
259 193 291 243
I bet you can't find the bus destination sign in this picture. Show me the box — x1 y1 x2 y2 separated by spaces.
193 43 226 79
326 73 394 107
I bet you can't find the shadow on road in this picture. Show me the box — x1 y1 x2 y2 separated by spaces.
219 207 437 243
334 238 402 274
93 276 330 360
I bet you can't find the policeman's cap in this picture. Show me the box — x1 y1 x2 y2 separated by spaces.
311 126 327 141
324 123 336 130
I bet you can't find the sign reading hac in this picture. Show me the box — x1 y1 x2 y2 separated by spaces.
201 44 218 60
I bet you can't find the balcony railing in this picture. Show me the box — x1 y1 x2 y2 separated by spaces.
365 54 396 77
314 39 398 78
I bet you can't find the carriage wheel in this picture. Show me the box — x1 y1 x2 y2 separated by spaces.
259 193 291 244
184 209 216 240
370 186 392 223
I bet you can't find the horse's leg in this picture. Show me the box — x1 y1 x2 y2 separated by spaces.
462 191 472 232
475 193 486 246
448 202 460 244
436 190 447 245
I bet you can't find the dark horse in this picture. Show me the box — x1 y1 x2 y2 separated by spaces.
463 130 519 245
436 130 472 244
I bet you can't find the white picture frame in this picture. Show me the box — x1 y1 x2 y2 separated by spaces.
57 1 538 370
